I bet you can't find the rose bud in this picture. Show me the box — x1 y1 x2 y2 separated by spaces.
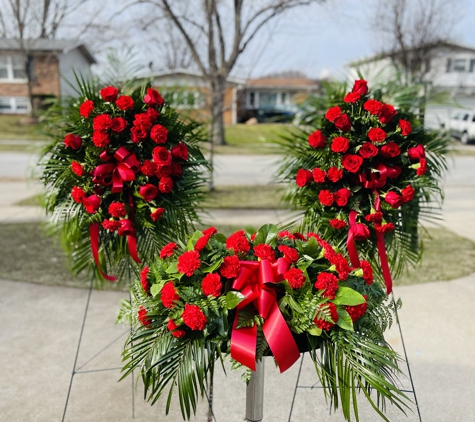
385 191 404 208
63 134 82 150
351 223 370 241
408 144 425 160
144 88 164 107
83 195 101 214
100 86 119 102
139 184 159 202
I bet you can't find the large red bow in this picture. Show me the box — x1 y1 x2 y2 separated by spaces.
92 147 140 193
230 258 301 373
358 164 401 189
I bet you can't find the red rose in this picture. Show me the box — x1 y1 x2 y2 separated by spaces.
102 219 121 232
296 169 313 187
161 281 180 308
375 222 395 233
380 142 401 158
331 136 350 153
359 142 378 158
141 160 158 177
131 125 148 144
327 166 343 182
329 218 346 229
416 158 427 176
352 79 368 95
220 255 241 279
144 88 164 107
361 260 374 285
147 107 160 122
341 154 363 173
71 161 84 177
314 302 339 331
140 266 150 294
151 207 165 221
344 92 360 103
177 250 201 277
278 245 299 263
79 100 94 118
167 319 186 338
345 296 368 322
111 117 128 133
83 195 101 214
226 230 250 254
134 113 154 130
150 124 168 144
334 113 352 132
92 131 110 148
399 119 412 136
334 188 351 206
153 147 173 166
312 168 326 183
378 103 397 124
325 106 341 122
368 127 387 143
408 144 425 160
315 272 339 299
171 143 189 161
108 202 126 218
385 191 404 208
284 267 306 289
254 244 276 262
308 130 326 148
71 186 86 203
116 95 134 111
159 177 174 193
118 219 135 236
365 211 383 222
139 184 159 202
93 114 112 131
318 190 334 207
171 161 182 177
401 184 415 202
100 86 119 102
160 242 177 259
351 223 370 241
63 133 82 150
202 273 223 297
182 303 207 331
364 99 383 115
155 165 172 178
137 306 151 327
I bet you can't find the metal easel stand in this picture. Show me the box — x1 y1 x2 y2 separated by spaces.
246 359 265 422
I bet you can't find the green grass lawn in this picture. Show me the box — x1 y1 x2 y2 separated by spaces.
0 115 46 141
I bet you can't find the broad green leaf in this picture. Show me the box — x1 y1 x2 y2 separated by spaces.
336 308 354 331
253 224 278 246
287 294 304 313
202 258 223 274
166 262 178 274
214 233 227 244
225 291 245 309
186 230 203 251
303 236 319 257
150 283 162 297
333 286 366 306
307 326 322 336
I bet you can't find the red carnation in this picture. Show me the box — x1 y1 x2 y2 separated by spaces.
385 191 404 208
345 296 368 322
334 114 352 132
151 207 165 221
202 273 223 297
341 154 363 173
329 218 346 229
416 158 427 176
139 184 159 202
93 114 112 131
159 177 174 194
108 202 126 218
327 167 343 182
376 222 395 233
331 136 350 153
118 219 134 236
380 142 401 158
131 125 148 144
334 188 351 207
364 99 383 115
71 161 84 177
296 169 313 187
333 253 351 280
79 100 94 118
63 133 82 150
100 86 119 102
352 79 368 95
177 250 201 277
137 306 151 327
202 227 218 236
308 130 326 148
140 266 150 294
83 195 101 214
141 160 158 177
315 272 339 299
278 230 295 240
284 267 306 289
161 281 180 308
254 244 276 262
401 185 415 202
102 219 121 232
153 147 173 166
314 302 339 331
150 124 168 144
359 142 378 158
344 92 360 103
134 113 153 130
116 95 134 111
71 186 86 203
318 190 334 207
220 255 241 279
365 211 383 222
408 144 425 160
325 106 341 122
378 103 397 124
368 127 387 143
167 319 186 338
92 131 110 148
351 223 370 241
278 245 299 263
361 260 374 285
399 119 412 136
226 230 250 254
111 117 128 133
312 168 326 183
171 143 189 161
182 303 207 331
144 88 164 107
160 242 177 259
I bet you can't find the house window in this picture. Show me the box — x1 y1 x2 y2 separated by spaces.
470 59 475 73
453 59 466 72
247 91 256 108
281 92 287 105
259 93 277 109
0 55 27 81
0 96 30 114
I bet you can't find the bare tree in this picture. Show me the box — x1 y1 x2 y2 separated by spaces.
129 0 324 145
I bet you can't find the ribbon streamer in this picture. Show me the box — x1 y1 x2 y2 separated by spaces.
358 164 402 189
346 210 361 268
89 223 117 281
373 192 393 294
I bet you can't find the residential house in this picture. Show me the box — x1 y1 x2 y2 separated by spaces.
0 38 95 114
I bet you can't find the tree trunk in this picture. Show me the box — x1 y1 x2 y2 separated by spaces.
210 77 226 145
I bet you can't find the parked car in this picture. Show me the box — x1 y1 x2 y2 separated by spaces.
448 111 475 144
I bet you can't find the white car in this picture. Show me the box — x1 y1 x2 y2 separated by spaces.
448 111 475 144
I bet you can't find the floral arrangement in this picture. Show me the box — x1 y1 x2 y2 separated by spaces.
40 83 208 281
120 224 408 421
276 79 447 291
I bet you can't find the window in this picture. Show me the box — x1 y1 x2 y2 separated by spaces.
453 113 460 120
247 91 256 108
259 93 277 109
281 92 287 104
463 113 469 121
0 96 30 114
471 115 475 122
453 59 466 72
0 54 27 81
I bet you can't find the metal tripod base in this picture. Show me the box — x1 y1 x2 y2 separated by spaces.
246 359 265 422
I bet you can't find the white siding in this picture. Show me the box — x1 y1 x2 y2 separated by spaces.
58 48 92 97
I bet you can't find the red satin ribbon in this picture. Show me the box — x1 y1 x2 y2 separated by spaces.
358 164 402 189
374 192 393 294
347 210 361 268
89 223 117 281
126 190 141 264
230 258 300 373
